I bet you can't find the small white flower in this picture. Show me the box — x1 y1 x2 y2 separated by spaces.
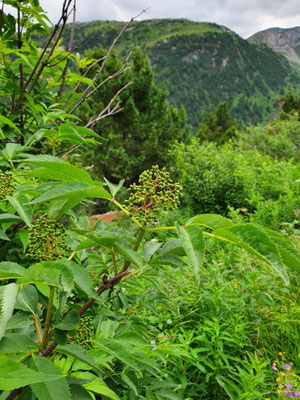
167 319 172 325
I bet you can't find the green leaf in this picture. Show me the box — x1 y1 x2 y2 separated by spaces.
94 338 140 374
277 245 300 273
0 334 38 353
15 285 38 314
103 178 124 198
6 194 32 227
176 223 205 277
214 225 289 284
0 283 19 341
30 181 88 204
0 230 10 241
59 260 97 299
0 213 23 223
83 379 119 400
69 383 93 399
48 197 86 220
113 243 143 268
0 115 22 134
76 233 117 251
158 239 186 257
25 155 93 184
42 262 74 293
0 355 64 390
30 355 71 400
144 240 162 262
152 254 186 268
230 224 290 284
56 343 101 373
54 310 80 331
187 214 233 230
21 264 60 287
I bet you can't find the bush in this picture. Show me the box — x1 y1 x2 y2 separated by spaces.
169 138 300 228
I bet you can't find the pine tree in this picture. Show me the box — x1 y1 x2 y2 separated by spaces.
80 47 189 183
196 102 237 145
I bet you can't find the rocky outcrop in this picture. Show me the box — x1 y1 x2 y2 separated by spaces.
247 27 300 65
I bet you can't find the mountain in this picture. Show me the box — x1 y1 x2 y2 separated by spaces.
247 27 300 66
60 19 300 127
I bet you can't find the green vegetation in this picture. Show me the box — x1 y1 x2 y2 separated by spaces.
0 2 299 400
59 18 300 127
79 46 188 184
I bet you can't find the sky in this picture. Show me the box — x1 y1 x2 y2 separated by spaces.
38 0 300 38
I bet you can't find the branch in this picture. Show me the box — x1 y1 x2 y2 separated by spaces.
85 81 131 129
56 0 76 102
67 8 148 115
11 0 74 113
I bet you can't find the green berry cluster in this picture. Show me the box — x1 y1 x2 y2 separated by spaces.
0 170 16 201
68 315 95 348
27 213 71 261
126 165 182 225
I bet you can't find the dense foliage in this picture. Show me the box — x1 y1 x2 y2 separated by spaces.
59 18 300 127
79 47 188 183
0 2 299 400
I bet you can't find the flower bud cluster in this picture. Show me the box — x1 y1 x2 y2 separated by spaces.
126 165 182 225
68 315 95 348
27 213 71 261
0 170 16 201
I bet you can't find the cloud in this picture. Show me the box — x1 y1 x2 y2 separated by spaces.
39 0 300 38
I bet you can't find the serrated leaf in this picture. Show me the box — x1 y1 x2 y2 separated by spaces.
0 283 19 341
69 383 93 399
42 262 74 293
56 344 101 373
30 355 71 400
114 330 146 346
187 214 233 230
76 233 117 251
83 379 119 400
30 181 88 204
0 230 10 241
6 194 32 227
0 334 38 353
59 260 97 299
103 178 124 198
214 225 290 284
158 239 186 257
152 254 186 268
54 310 80 330
16 285 38 314
94 338 140 374
176 223 205 277
0 355 64 390
277 245 300 273
25 155 93 184
0 213 23 223
230 224 290 284
113 243 143 268
21 264 60 287
0 115 21 134
144 240 162 262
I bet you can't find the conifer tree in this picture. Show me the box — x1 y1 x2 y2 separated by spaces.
196 102 237 145
80 47 189 183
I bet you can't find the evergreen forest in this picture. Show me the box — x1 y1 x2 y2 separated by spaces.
0 2 300 400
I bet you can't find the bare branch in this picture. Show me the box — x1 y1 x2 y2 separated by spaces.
85 81 131 129
11 0 74 113
56 0 76 102
67 8 148 115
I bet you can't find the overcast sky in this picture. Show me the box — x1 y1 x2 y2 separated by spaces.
38 0 300 38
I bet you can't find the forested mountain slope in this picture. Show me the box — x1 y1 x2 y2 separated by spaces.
248 26 300 66
60 19 300 126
